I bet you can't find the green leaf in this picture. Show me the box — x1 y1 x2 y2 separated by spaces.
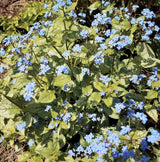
29 156 43 162
38 90 56 103
109 107 119 119
136 42 160 68
130 130 148 146
53 74 72 87
60 121 68 129
145 90 158 100
19 151 32 162
103 97 113 107
146 108 158 123
82 85 93 95
152 80 160 87
88 1 101 10
88 92 101 105
0 96 21 119
65 2 77 12
93 81 106 91
120 19 131 31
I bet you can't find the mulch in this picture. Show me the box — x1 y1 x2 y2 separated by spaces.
0 0 40 18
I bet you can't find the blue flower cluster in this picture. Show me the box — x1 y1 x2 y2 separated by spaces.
81 68 90 76
147 129 160 144
88 113 101 122
94 51 104 65
108 35 132 50
23 82 36 101
56 65 69 75
39 57 50 75
16 54 32 73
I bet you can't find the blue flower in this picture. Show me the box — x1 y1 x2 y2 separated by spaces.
141 155 149 162
140 138 148 150
23 82 36 101
94 51 104 65
44 4 47 8
68 150 75 157
62 50 70 57
49 123 53 129
56 65 69 75
130 75 139 85
107 130 120 146
115 16 120 21
63 84 70 91
45 105 51 112
0 136 4 143
17 122 26 131
80 29 89 39
95 36 105 43
81 68 90 76
137 102 144 110
99 75 111 84
119 125 131 135
141 8 156 19
132 5 139 11
62 112 71 122
100 91 105 96
120 146 135 160
84 133 94 143
76 145 84 154
115 102 126 113
147 129 160 144
0 48 5 55
134 112 147 124
66 0 72 5
28 139 35 147
72 44 83 52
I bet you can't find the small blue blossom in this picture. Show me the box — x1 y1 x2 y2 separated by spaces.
94 51 104 65
115 102 126 113
84 133 94 143
72 44 83 52
81 68 90 76
17 122 26 131
100 43 107 50
62 112 71 122
56 65 69 75
63 84 70 91
23 82 36 101
99 75 111 84
100 91 105 96
95 36 105 43
119 125 131 135
141 8 156 19
0 136 4 143
141 155 149 162
62 50 70 57
147 129 160 144
76 145 84 154
0 48 5 55
132 5 139 11
28 139 35 147
68 150 75 157
137 102 144 110
140 137 148 150
45 105 51 112
130 75 139 85
134 112 147 124
107 130 120 146
115 16 120 21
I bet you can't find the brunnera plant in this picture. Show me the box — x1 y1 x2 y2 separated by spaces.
0 0 160 161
